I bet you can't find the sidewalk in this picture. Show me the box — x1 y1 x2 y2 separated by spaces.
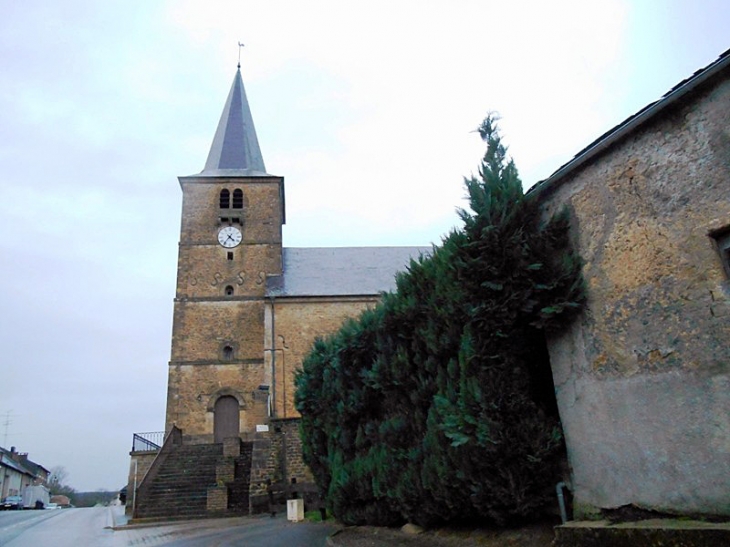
106 505 128 528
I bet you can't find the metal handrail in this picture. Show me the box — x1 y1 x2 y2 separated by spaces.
132 431 164 452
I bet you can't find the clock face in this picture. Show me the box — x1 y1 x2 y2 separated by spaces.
218 226 242 248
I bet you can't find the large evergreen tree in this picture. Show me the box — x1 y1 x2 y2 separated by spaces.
296 115 584 527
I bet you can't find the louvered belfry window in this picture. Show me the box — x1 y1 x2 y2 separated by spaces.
220 189 230 208
232 189 244 209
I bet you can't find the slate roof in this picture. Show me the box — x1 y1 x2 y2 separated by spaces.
198 66 270 177
18 457 49 478
528 47 730 197
266 247 431 297
0 447 46 479
0 453 34 477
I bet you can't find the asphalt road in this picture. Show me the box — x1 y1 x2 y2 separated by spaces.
0 507 339 546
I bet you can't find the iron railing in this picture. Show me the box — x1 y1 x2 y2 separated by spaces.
132 431 164 452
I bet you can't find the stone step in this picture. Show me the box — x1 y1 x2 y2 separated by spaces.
135 444 221 519
135 440 254 519
144 488 212 498
153 471 218 480
135 506 209 518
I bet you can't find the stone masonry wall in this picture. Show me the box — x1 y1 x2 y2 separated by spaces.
165 176 283 437
165 362 269 440
540 74 730 516
275 418 313 483
266 297 378 419
171 300 265 362
125 451 157 516
248 418 315 514
178 178 283 249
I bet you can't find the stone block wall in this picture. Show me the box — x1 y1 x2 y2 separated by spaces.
206 486 228 512
248 432 275 513
125 451 157 516
216 461 235 484
165 176 284 438
165 362 268 438
540 72 730 517
223 437 241 458
171 301 266 362
177 178 284 249
175 244 282 300
248 418 315 514
275 418 313 483
266 297 378 418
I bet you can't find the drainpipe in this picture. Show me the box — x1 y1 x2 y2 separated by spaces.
281 340 287 419
269 296 276 419
132 460 138 518
556 481 568 524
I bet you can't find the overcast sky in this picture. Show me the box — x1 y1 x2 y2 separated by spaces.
0 1 728 491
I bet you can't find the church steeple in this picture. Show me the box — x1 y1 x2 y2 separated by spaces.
200 66 269 176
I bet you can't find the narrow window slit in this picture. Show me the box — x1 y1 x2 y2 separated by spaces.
710 226 730 278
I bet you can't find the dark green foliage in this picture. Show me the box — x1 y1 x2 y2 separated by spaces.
295 115 584 527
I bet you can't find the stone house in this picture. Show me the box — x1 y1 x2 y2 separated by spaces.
531 47 730 517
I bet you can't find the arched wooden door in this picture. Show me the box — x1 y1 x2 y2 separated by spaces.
214 395 240 442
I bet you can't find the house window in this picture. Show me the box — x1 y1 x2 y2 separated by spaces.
220 189 230 209
712 228 730 278
232 189 244 209
225 285 234 296
223 345 234 360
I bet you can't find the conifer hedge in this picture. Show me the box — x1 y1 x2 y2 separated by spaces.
295 116 584 527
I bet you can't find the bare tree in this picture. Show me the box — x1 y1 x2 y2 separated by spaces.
48 466 75 497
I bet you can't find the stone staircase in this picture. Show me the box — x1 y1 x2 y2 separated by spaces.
134 443 223 520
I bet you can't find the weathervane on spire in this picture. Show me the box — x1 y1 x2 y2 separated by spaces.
238 42 245 68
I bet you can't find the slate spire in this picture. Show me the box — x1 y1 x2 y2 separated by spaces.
200 65 269 176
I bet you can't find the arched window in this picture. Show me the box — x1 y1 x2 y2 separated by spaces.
223 345 234 360
225 285 234 296
232 189 243 209
219 189 230 209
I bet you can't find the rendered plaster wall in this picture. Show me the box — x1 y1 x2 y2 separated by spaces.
266 297 378 419
541 75 730 516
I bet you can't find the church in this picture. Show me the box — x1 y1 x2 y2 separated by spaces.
127 64 427 519
129 48 730 523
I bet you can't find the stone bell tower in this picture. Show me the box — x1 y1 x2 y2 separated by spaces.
164 64 285 443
